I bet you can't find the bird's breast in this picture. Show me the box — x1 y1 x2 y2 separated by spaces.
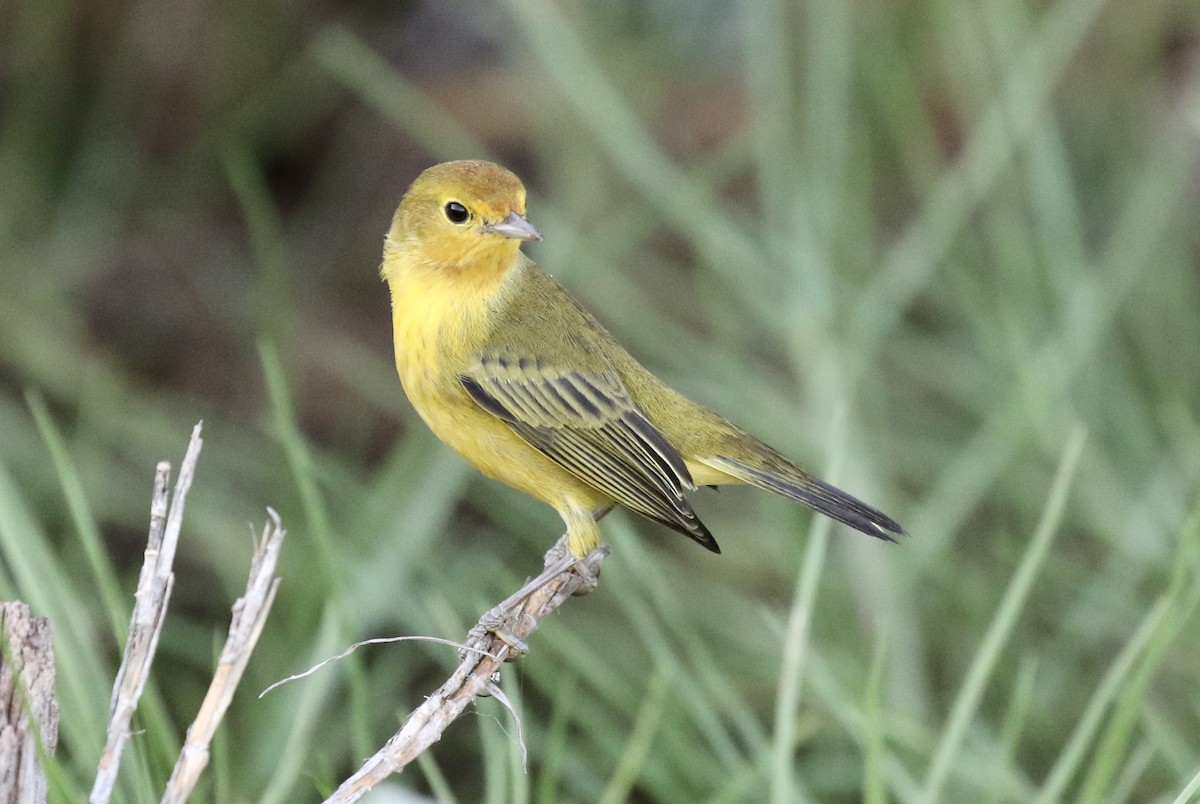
388 259 503 377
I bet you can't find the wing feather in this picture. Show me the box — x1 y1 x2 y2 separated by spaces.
461 351 718 552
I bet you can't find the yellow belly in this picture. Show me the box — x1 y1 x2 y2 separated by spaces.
410 376 608 510
390 292 609 518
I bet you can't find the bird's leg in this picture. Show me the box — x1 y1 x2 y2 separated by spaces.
566 506 613 593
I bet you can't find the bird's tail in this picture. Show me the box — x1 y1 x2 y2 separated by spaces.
696 444 905 543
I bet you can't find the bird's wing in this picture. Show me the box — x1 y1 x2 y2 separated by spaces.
461 350 718 552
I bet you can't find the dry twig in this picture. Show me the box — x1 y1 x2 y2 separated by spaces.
89 423 287 804
162 509 286 803
326 538 609 803
90 423 202 804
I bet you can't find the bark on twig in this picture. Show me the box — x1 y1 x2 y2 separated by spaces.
0 602 58 804
162 509 286 803
90 423 201 804
326 538 609 803
88 422 287 804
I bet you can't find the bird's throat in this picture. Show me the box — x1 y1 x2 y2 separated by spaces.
385 245 522 380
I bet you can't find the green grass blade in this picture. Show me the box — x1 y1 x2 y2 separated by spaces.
25 390 128 644
863 625 890 804
770 515 833 804
0 456 108 790
1034 599 1169 802
598 671 672 804
417 752 460 804
1173 766 1200 804
256 608 344 803
1077 506 1200 801
259 342 340 583
922 425 1087 801
853 0 1108 362
501 0 776 323
535 671 579 804
983 655 1038 804
310 27 492 161
772 411 846 803
222 144 292 346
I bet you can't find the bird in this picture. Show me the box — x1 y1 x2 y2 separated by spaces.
380 159 904 559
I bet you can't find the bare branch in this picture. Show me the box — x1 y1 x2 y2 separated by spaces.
162 509 287 803
90 422 203 804
326 538 609 803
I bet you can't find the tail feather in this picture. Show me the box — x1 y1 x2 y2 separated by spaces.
699 454 905 542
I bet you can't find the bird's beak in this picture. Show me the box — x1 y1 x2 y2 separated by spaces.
487 212 542 242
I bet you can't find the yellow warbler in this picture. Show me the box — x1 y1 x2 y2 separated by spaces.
381 160 904 558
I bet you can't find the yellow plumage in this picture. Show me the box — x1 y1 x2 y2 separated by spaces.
382 159 904 558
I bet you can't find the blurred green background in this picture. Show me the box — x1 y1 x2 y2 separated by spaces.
3 0 1200 801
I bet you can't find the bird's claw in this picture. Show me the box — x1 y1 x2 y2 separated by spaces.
461 610 531 662
491 625 530 658
543 536 572 567
570 559 600 596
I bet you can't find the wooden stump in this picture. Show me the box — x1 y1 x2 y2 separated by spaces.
0 601 58 804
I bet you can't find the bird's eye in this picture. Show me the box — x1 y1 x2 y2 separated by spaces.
444 201 470 224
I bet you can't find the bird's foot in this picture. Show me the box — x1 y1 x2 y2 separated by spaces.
459 561 566 662
569 558 600 596
462 608 531 663
542 535 573 567
458 539 606 661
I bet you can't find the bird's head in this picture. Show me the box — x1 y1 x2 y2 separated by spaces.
383 160 541 280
